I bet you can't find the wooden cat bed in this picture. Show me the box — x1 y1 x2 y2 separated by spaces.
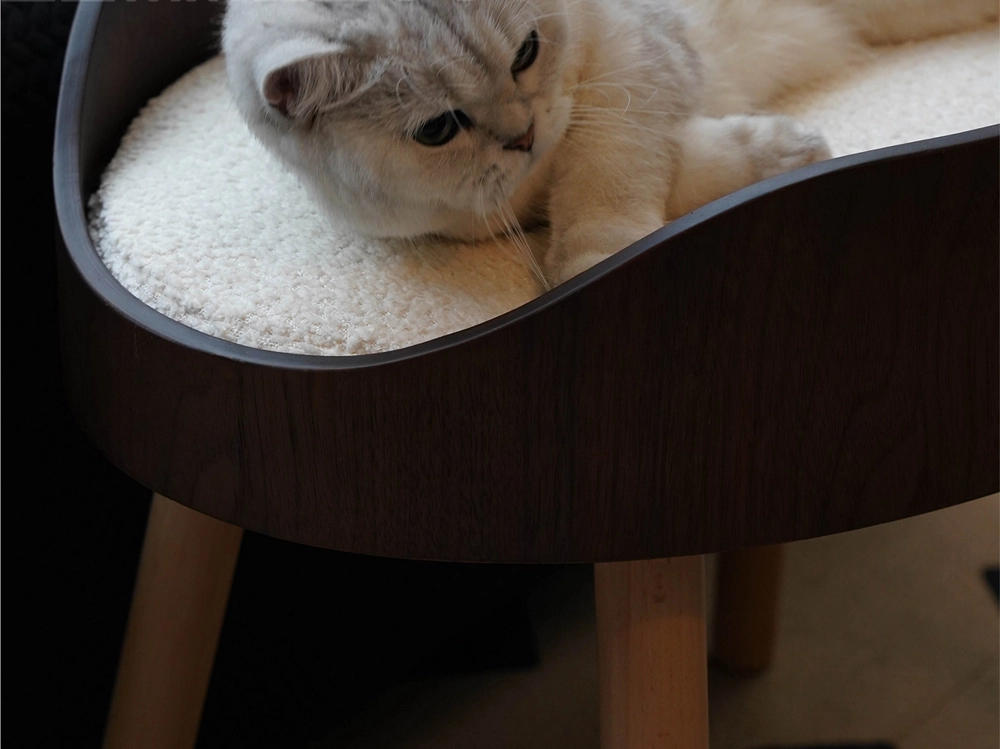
55 2 998 747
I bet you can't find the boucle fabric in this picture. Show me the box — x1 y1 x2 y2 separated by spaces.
89 26 999 356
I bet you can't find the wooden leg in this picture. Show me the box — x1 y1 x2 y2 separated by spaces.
595 556 709 749
103 493 243 749
711 544 785 674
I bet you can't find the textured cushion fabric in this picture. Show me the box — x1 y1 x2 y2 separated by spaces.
89 26 999 357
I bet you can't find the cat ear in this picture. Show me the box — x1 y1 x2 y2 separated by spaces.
256 39 370 119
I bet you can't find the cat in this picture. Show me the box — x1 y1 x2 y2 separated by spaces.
223 0 996 287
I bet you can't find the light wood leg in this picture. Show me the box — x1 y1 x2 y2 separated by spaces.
711 544 785 674
103 493 243 749
595 556 709 749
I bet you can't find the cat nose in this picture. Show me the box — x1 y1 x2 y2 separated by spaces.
504 123 534 152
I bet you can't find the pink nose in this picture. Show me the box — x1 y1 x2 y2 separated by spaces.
504 123 535 152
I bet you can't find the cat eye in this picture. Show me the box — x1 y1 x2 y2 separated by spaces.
413 110 471 147
511 30 539 75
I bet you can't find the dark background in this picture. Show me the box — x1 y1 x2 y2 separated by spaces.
2 4 552 746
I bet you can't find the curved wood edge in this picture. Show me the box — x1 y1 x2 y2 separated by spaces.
54 0 999 562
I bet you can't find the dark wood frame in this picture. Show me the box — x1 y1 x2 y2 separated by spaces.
55 0 999 563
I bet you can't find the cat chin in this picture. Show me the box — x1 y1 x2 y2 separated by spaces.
329 197 528 244
352 157 554 241
318 196 487 242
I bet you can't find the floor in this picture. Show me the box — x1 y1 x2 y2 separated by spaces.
313 495 999 749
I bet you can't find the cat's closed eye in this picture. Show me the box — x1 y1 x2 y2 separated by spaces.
512 30 539 76
413 110 472 146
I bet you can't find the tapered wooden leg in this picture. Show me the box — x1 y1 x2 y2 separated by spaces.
103 493 243 749
595 556 709 749
711 544 785 674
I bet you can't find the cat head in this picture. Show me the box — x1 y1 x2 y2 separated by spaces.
223 0 574 237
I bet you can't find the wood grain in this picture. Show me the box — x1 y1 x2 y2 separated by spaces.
55 1 999 562
103 494 242 749
595 557 709 749
711 544 785 673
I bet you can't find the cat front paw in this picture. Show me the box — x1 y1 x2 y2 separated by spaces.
545 215 663 286
731 115 832 180
549 250 617 285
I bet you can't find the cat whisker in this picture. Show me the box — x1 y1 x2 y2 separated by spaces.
567 113 676 141
572 101 685 118
567 50 676 92
405 234 437 271
475 169 547 289
497 199 549 291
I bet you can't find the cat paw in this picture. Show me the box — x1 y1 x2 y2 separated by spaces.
730 115 832 180
545 215 662 286
549 250 616 285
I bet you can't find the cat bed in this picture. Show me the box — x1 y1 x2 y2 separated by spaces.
57 0 999 561
89 26 999 357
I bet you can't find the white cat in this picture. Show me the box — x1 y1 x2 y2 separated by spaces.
223 0 996 286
